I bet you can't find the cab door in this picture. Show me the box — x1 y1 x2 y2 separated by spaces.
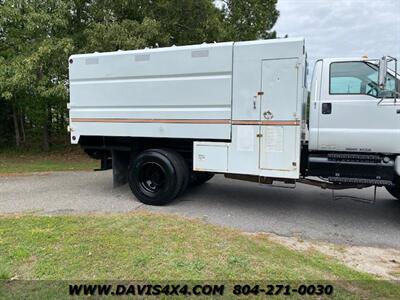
317 59 400 153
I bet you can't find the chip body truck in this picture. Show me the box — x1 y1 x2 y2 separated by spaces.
68 38 400 205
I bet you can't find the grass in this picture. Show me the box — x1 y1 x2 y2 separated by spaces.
0 212 398 299
0 148 97 174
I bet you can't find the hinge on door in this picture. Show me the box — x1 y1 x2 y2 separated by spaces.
256 133 263 138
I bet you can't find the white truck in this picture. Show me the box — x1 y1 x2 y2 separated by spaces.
68 38 400 205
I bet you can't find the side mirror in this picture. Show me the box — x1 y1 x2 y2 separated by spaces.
378 56 388 89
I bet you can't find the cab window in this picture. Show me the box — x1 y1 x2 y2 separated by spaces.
330 61 398 97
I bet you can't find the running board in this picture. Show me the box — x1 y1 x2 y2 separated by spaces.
328 177 394 186
298 178 367 190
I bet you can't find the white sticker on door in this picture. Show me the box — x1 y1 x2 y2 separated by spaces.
236 126 254 152
265 126 284 152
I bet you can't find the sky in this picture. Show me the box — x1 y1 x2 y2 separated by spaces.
273 0 400 64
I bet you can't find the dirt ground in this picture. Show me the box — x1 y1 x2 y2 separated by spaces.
259 233 400 280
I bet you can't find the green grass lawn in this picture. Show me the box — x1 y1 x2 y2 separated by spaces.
0 150 97 174
0 213 398 299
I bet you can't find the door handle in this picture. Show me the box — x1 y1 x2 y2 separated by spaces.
322 103 332 114
252 96 257 109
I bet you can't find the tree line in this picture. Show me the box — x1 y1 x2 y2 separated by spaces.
0 0 279 151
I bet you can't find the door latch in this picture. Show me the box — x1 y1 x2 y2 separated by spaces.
253 92 264 110
256 133 263 138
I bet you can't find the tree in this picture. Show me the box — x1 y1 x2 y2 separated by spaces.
0 0 280 151
24 37 74 150
84 0 226 48
221 0 279 41
84 18 166 52
0 55 29 148
149 0 226 45
0 0 73 150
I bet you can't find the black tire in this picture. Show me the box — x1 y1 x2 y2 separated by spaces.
190 172 214 186
385 185 400 200
128 149 186 205
168 150 189 196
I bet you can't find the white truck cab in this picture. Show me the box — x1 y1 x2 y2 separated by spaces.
68 39 400 205
309 58 400 154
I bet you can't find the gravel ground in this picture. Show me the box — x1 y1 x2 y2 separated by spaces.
0 171 399 248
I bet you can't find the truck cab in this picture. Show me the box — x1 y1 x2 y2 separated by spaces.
309 57 399 153
306 57 400 188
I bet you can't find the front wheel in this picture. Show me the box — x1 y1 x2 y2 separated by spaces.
385 185 400 200
128 149 187 205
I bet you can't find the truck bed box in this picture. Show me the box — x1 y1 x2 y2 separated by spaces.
69 38 307 179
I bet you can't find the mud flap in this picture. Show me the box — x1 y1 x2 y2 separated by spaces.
112 150 129 188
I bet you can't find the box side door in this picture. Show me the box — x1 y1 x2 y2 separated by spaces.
259 58 299 171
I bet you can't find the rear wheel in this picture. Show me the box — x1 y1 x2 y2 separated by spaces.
169 149 189 196
128 149 187 205
190 172 214 186
385 185 400 200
